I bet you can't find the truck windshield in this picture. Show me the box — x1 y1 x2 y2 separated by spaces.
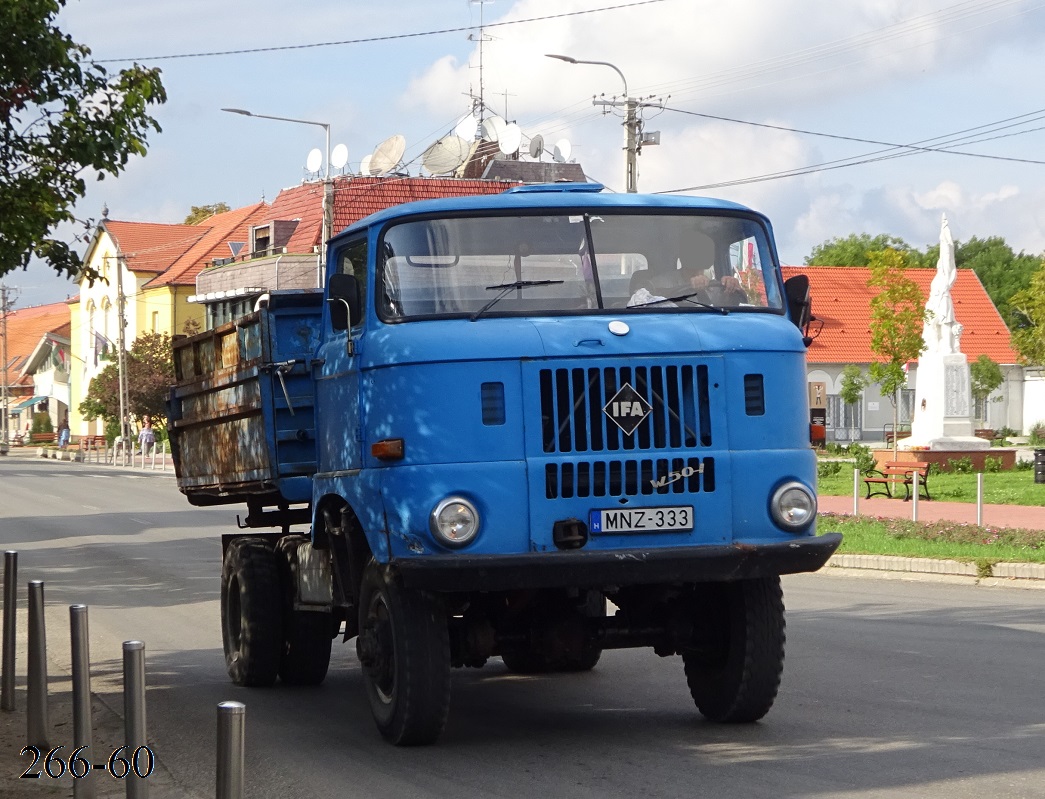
377 212 783 320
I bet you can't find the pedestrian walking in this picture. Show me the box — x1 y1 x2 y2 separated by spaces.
138 415 156 457
58 415 71 449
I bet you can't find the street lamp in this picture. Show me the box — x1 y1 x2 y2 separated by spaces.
546 54 639 193
221 108 333 274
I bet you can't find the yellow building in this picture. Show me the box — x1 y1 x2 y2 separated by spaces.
71 203 268 436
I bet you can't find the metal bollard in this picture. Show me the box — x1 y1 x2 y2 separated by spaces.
912 471 919 522
216 701 246 799
977 472 984 527
852 467 859 516
27 580 48 749
71 606 96 799
123 641 148 799
2 551 16 711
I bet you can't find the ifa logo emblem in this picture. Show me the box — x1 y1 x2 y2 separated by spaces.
602 383 652 435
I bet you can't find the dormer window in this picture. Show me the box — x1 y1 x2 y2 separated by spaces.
251 224 272 257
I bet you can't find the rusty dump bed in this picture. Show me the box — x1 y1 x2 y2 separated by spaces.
167 291 324 507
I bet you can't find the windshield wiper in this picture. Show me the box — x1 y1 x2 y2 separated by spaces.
470 280 565 321
632 290 729 315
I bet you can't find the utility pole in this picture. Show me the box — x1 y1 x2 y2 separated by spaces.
545 55 663 193
115 257 131 454
0 284 11 454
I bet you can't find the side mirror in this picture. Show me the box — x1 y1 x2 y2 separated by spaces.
327 273 362 332
784 274 812 334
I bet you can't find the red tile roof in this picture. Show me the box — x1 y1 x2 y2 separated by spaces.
332 176 515 233
2 302 69 389
98 178 519 290
144 202 269 288
103 221 204 273
782 265 1018 365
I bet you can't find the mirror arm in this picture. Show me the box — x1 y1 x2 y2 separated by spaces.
326 297 355 356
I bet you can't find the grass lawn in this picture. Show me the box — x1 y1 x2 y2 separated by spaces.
818 462 1044 505
816 458 1044 564
823 513 1045 566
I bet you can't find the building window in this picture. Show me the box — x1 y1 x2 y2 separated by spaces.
151 311 159 333
251 225 272 257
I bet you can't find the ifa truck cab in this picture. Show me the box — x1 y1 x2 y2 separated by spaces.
169 183 840 746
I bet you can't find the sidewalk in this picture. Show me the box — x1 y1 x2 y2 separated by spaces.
818 493 1045 531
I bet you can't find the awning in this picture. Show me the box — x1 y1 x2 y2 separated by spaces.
12 395 47 411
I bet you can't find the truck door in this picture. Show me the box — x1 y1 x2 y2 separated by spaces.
315 237 367 473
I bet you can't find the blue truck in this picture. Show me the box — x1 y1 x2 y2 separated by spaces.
168 183 841 745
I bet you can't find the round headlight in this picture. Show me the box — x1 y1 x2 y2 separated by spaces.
429 497 480 547
770 481 816 532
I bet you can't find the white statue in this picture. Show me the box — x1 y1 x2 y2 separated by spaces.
924 214 962 354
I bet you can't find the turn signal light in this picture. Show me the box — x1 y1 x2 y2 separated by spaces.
371 438 404 461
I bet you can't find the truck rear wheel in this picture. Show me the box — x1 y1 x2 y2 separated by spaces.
277 536 333 686
221 538 283 687
682 576 785 723
356 560 450 745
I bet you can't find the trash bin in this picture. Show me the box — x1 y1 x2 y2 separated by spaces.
1036 449 1045 484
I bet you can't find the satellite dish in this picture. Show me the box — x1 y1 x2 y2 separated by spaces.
370 134 406 174
553 138 572 163
454 114 478 141
330 143 349 170
306 148 323 173
498 123 522 156
528 134 545 159
422 135 472 176
481 115 506 142
359 153 373 176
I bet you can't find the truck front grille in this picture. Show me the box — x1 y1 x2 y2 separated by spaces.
545 456 715 499
538 365 711 454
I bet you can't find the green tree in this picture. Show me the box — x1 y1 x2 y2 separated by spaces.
969 355 1004 425
953 237 1039 328
79 333 174 436
805 234 925 266
838 365 867 440
1010 261 1045 366
0 0 166 281
184 203 230 225
866 249 926 454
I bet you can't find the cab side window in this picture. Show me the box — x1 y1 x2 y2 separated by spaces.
338 238 368 327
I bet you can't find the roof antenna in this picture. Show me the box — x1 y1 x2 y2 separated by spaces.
468 0 493 120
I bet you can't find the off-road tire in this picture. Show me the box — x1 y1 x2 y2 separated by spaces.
221 538 283 687
682 576 785 723
357 560 450 745
277 536 334 686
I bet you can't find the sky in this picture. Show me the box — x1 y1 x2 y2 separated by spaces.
9 0 1045 309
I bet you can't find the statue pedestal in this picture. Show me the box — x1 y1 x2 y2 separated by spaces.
907 353 988 450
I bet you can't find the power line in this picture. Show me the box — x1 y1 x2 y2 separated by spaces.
661 105 1045 166
95 0 669 63
653 105 1045 194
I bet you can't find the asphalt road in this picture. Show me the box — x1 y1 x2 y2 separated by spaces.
2 457 1044 798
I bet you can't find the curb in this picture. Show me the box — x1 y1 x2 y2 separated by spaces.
826 553 1045 585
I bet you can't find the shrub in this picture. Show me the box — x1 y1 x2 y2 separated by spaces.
847 442 876 474
928 462 944 476
1014 458 1034 471
818 460 843 478
983 456 1002 473
1030 420 1045 446
947 456 974 474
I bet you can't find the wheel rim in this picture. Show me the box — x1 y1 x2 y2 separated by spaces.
363 592 396 704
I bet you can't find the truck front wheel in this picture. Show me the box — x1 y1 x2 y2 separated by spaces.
356 560 451 745
221 538 283 687
682 576 785 723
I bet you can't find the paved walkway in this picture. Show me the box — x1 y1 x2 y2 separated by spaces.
818 493 1044 531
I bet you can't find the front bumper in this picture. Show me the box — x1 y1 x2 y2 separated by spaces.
394 532 842 592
